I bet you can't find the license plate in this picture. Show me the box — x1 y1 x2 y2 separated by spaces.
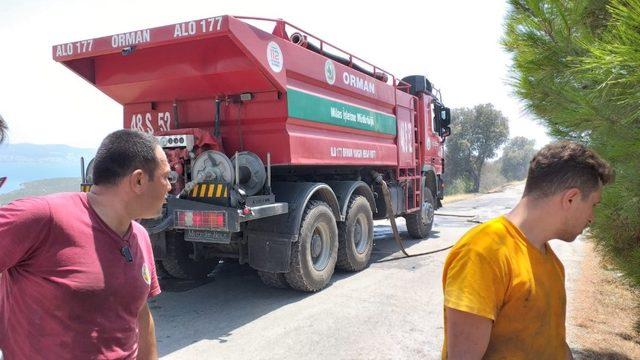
184 229 231 244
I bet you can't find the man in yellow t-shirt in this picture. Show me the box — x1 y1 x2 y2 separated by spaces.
442 141 613 359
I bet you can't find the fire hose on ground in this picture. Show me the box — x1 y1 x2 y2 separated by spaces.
370 171 480 263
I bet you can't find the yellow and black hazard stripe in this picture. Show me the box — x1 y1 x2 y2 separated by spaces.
80 184 92 193
189 183 229 199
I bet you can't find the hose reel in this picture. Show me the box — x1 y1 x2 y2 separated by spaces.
190 150 266 197
231 151 266 196
191 150 235 184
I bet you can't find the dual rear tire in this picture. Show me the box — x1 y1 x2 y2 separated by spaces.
337 196 374 272
259 196 374 292
284 200 338 292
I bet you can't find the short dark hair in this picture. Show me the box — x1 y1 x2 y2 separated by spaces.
523 141 613 199
0 114 7 144
92 130 160 186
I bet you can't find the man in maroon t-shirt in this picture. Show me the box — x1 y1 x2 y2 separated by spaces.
1 114 7 191
0 129 172 359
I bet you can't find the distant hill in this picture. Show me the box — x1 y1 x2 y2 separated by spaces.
0 143 96 163
0 177 81 205
0 143 96 196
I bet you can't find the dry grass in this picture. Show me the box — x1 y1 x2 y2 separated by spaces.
441 193 479 204
442 181 525 204
484 180 524 193
571 241 640 359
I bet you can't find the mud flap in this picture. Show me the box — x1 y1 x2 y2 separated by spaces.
246 231 294 272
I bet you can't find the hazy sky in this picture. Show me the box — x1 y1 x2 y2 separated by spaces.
0 0 550 149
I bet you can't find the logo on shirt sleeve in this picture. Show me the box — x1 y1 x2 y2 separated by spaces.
141 263 152 285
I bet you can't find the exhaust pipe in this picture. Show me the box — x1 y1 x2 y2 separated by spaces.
81 157 86 183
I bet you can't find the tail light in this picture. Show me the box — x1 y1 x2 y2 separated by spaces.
174 210 226 230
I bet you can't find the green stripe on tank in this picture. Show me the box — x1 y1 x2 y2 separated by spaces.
287 88 397 135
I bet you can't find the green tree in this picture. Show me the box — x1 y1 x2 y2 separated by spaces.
445 104 509 192
479 159 508 193
503 0 640 287
502 0 611 140
0 114 7 144
500 137 537 181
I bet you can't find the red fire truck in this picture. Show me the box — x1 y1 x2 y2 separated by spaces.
53 15 451 291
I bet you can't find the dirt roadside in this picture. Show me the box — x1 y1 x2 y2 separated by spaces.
571 240 640 359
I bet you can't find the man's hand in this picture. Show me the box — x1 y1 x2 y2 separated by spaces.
137 302 158 360
445 307 493 360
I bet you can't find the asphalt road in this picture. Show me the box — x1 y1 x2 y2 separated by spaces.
152 183 586 359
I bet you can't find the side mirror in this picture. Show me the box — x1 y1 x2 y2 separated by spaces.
442 107 451 127
434 104 451 137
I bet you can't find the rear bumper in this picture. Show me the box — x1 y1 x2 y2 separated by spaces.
141 196 288 234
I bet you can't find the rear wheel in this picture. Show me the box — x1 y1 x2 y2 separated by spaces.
162 231 219 279
257 271 289 289
285 201 338 292
337 195 374 271
405 188 435 239
155 260 170 279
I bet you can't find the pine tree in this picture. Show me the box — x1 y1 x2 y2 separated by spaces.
504 0 640 286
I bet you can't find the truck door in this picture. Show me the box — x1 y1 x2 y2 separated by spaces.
422 96 443 173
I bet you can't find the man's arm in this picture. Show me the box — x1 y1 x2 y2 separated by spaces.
445 307 493 360
0 197 51 272
137 302 158 360
565 342 574 360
